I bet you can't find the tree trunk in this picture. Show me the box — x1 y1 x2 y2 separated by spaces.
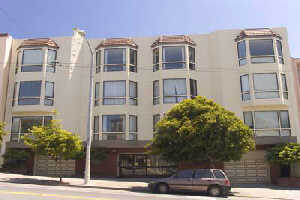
59 158 63 183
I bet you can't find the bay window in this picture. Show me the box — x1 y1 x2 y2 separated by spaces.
104 48 126 72
153 48 159 71
129 81 137 105
243 111 291 136
277 40 284 64
153 80 159 105
96 50 101 73
249 39 275 63
190 79 197 98
12 82 17 106
21 49 43 72
162 46 185 69
102 115 126 140
253 73 279 99
237 40 247 66
47 49 57 72
129 115 137 140
189 46 195 70
240 75 250 101
18 81 42 105
45 81 54 106
153 114 160 131
103 81 126 105
281 74 288 99
163 79 187 104
93 116 99 141
11 116 52 142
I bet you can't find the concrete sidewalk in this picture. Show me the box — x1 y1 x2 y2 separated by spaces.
0 173 299 199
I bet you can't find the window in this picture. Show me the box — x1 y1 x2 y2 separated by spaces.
12 82 17 106
129 81 138 105
104 48 126 72
190 79 197 98
153 80 159 105
277 40 284 64
253 73 279 99
162 46 185 69
213 170 226 179
243 111 291 136
163 79 187 104
281 74 288 99
249 39 275 63
153 114 160 131
103 81 126 105
129 115 137 140
11 116 52 142
47 49 57 72
189 46 195 70
130 49 137 72
237 40 247 66
18 81 42 105
176 170 194 178
194 169 213 178
21 49 44 72
153 48 159 71
102 115 126 140
94 82 100 106
240 75 250 101
93 116 99 141
96 50 101 73
15 51 21 74
45 81 54 106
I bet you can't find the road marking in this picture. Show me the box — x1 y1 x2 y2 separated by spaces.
0 190 116 200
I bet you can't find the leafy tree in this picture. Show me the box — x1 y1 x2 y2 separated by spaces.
266 143 300 164
23 120 83 182
148 96 255 167
2 149 31 169
0 122 7 143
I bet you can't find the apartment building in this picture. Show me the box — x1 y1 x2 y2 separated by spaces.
2 27 299 184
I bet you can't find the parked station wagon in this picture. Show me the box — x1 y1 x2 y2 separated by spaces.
148 169 231 197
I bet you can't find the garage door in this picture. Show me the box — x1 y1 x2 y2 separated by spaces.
224 159 270 184
34 155 75 177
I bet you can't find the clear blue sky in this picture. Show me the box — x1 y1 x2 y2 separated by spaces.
1 0 300 57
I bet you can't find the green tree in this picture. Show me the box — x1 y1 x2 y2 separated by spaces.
0 122 7 143
266 143 300 164
2 149 31 169
23 120 83 182
148 96 255 167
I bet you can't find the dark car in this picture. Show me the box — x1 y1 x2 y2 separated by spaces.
148 169 231 197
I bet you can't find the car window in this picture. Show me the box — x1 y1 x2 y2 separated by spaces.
176 170 194 178
213 170 226 179
194 169 213 178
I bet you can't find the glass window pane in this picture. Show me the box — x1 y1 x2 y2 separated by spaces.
93 116 99 133
153 80 159 98
214 170 226 179
163 46 185 62
255 130 280 136
277 40 283 57
104 48 125 65
95 82 100 99
190 79 197 97
22 49 43 65
96 51 101 66
189 46 195 70
102 115 125 132
240 75 249 92
253 73 279 99
243 112 254 129
254 111 279 129
280 111 290 128
153 114 160 130
45 82 54 98
130 49 137 65
280 129 291 136
195 169 213 178
129 81 137 98
249 39 274 56
44 116 52 126
237 40 246 58
19 81 42 105
129 115 137 132
103 81 126 97
47 49 56 64
20 117 43 133
163 79 187 96
281 74 288 92
176 170 194 178
251 56 275 63
11 117 20 133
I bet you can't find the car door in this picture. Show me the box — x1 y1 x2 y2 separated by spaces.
193 169 214 192
168 169 194 191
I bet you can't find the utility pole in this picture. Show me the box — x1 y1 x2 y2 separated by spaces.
77 28 93 185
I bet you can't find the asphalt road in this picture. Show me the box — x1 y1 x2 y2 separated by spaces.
0 181 224 200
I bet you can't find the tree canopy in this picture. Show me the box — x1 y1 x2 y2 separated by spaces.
23 120 83 182
266 143 300 164
148 96 255 166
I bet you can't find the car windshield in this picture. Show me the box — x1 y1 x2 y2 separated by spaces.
213 170 226 179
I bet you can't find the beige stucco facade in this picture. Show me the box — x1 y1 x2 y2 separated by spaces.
1 27 299 181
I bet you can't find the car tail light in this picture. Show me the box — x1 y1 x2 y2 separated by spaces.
224 179 230 186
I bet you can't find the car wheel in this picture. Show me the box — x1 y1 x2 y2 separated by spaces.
157 183 169 194
208 185 221 197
